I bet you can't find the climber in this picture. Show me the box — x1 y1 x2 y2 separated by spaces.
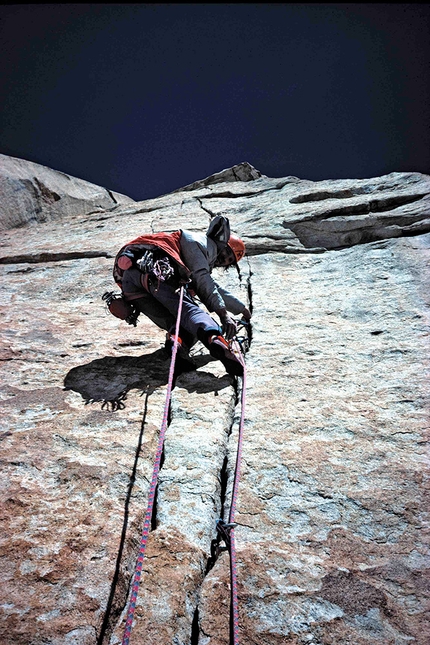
110 215 251 376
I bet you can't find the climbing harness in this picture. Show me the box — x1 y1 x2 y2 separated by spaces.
121 285 185 645
103 250 178 326
121 305 248 645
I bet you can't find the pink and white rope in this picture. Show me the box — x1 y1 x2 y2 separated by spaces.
227 340 247 645
122 286 185 645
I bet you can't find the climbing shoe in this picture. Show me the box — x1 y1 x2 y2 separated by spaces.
208 335 243 377
164 334 197 373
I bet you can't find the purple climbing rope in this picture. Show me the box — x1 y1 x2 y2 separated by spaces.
122 285 185 645
228 339 247 645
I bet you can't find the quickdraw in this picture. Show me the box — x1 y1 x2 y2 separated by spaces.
121 304 249 645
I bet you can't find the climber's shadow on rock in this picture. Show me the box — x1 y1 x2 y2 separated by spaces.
63 348 233 410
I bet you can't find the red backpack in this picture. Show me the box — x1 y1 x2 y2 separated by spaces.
103 230 192 325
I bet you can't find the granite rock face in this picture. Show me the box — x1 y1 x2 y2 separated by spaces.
0 156 429 645
0 154 134 230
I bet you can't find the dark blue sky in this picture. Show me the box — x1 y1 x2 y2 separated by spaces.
1 3 429 201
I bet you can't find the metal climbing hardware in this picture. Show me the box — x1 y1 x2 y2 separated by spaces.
136 250 175 283
135 250 153 274
216 519 237 551
234 319 251 354
102 291 140 327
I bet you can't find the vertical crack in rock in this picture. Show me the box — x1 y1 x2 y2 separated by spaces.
190 606 200 645
219 455 229 528
151 483 159 531
106 380 194 644
107 189 118 204
196 196 216 219
245 257 254 347
150 401 170 533
96 392 150 645
205 455 229 575
194 379 240 644
195 375 239 620
194 259 253 640
236 259 254 348
151 444 165 531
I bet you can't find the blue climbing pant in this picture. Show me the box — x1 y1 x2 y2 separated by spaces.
121 269 220 347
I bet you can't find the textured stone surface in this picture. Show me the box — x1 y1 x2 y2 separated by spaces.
0 156 429 644
0 153 134 230
109 367 236 645
199 238 430 644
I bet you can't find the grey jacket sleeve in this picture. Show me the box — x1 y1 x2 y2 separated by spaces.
180 230 247 314
217 287 248 316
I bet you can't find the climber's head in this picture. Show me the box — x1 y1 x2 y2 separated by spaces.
215 245 236 268
227 235 246 263
215 236 246 267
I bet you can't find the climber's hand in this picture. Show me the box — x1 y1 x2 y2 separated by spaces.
242 307 252 321
215 308 237 340
223 315 238 340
